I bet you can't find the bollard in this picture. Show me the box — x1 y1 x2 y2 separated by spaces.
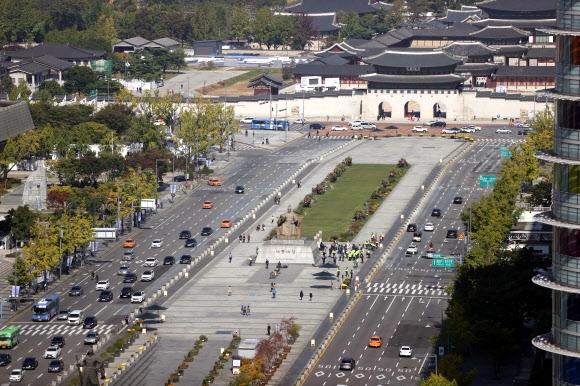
311 339 315 346
211 250 214 257
142 327 146 335
329 312 333 320
185 272 188 279
164 290 168 297
161 314 165 322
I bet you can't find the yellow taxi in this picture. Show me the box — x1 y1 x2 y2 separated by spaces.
208 178 222 186
221 219 232 228
202 200 213 209
368 335 383 348
123 238 135 248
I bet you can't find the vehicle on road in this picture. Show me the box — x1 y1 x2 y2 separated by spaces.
67 310 83 326
122 251 135 261
98 290 113 302
309 123 325 130
442 128 459 134
453 196 463 204
430 121 446 127
207 178 221 186
123 238 135 248
368 336 383 347
69 285 83 296
339 357 356 371
412 126 428 132
173 175 186 182
203 200 213 209
163 256 175 265
180 255 192 264
293 118 306 124
431 208 442 217
358 122 377 130
235 186 245 194
239 117 255 124
496 128 512 134
331 125 348 131
123 273 137 283
117 265 131 275
201 227 213 236
467 125 481 131
422 120 437 126
131 291 145 303
179 230 191 239
424 223 434 231
22 357 38 370
446 229 458 238
407 224 417 232
84 331 100 345
120 287 133 298
413 232 422 242
459 127 475 133
0 326 20 348
185 238 198 247
57 309 70 320
151 239 164 248
518 129 529 135
50 336 65 348
0 353 11 366
141 270 155 282
43 346 61 359
406 245 418 254
32 295 60 322
83 316 97 329
9 368 23 381
399 346 413 357
425 250 434 259
95 280 109 290
221 219 232 228
144 257 159 267
48 360 64 373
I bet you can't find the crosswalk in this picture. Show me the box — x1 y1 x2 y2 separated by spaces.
14 323 115 337
365 282 448 296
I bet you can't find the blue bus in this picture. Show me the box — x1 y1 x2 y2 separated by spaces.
250 119 290 131
32 295 60 322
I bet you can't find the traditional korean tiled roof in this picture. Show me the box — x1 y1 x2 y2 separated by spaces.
525 47 556 59
475 0 556 13
493 65 555 77
152 38 180 48
6 55 74 74
293 64 374 76
7 43 105 61
363 49 463 68
286 0 386 14
348 39 387 50
315 42 365 56
454 63 498 75
441 42 497 58
315 55 350 65
469 26 529 39
470 18 556 29
310 14 340 33
361 73 469 85
374 29 414 46
248 73 284 86
493 45 528 55
438 9 484 24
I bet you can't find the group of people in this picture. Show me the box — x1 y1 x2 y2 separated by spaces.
241 305 251 315
238 234 250 243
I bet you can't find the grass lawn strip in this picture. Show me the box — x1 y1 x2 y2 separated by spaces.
300 164 398 240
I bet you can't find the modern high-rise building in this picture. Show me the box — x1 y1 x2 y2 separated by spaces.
533 1 580 385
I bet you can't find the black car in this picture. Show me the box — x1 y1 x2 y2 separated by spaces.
339 357 356 371
123 273 138 283
120 286 133 298
431 208 442 217
163 256 175 265
0 353 11 366
179 230 191 239
518 129 529 135
22 357 38 370
430 121 446 127
69 285 83 296
98 290 113 302
83 316 97 329
446 229 458 238
201 227 213 236
48 359 64 373
180 255 192 264
407 224 417 232
50 336 66 348
173 175 186 182
235 186 245 194
453 196 463 204
309 123 325 130
185 238 198 247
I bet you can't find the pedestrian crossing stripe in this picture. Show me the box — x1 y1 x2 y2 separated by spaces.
14 324 115 336
365 282 448 296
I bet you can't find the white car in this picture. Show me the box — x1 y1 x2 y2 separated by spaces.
293 118 306 124
131 291 145 303
331 125 348 131
9 369 23 382
67 310 84 326
95 280 109 290
239 117 255 124
422 120 437 126
460 127 475 133
399 346 413 357
144 257 158 267
151 239 163 248
442 128 459 134
359 122 377 130
141 270 155 282
44 346 61 359
424 223 435 231
406 245 418 254
496 128 512 134
348 120 363 127
467 125 481 131
412 126 428 132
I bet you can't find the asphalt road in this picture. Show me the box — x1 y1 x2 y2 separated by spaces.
0 136 349 386
301 138 516 385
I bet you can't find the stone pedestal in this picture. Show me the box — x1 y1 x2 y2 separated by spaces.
260 238 317 265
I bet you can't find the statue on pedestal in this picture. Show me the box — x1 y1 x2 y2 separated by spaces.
277 205 302 240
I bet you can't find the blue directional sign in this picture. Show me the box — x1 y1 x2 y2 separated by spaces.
479 175 497 187
500 147 512 157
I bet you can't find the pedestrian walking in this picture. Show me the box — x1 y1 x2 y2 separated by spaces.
350 271 353 279
345 267 349 276
267 324 271 335
297 181 301 188
229 253 232 263
272 288 277 298
91 271 95 280
95 274 99 282
271 215 275 224
309 293 313 301
243 235 246 243
262 224 265 231
239 235 242 243
276 324 280 332
242 306 247 315
265 259 269 269
228 286 232 296
300 290 304 300
248 256 253 266
247 305 251 315
247 235 251 242
322 256 326 264
336 267 340 278
125 315 129 325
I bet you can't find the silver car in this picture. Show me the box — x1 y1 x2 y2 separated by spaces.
117 266 131 275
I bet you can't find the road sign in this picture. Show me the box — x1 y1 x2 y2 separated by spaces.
432 254 442 259
500 148 512 157
479 175 497 187
459 233 464 240
432 258 455 268
89 89 97 98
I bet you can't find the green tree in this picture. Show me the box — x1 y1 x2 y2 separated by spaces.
150 48 187 74
92 103 135 135
56 208 93 255
4 0 44 43
529 180 552 207
252 7 273 49
439 354 476 386
64 65 99 94
39 80 65 98
0 75 14 94
268 15 294 50
0 130 42 180
207 102 240 153
126 119 164 150
5 205 38 240
7 254 34 287
407 0 430 22
291 14 317 50
47 0 90 31
151 90 182 131
529 106 554 151
230 6 251 44
420 373 458 386
22 221 61 277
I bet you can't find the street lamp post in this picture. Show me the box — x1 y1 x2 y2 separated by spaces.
155 159 170 191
